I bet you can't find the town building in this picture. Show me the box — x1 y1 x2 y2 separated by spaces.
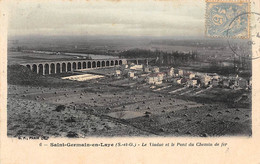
130 64 143 70
146 72 165 85
143 67 150 73
188 73 196 79
128 72 135 78
157 72 165 81
187 79 197 87
147 76 156 84
122 64 128 69
213 75 220 80
167 67 174 77
176 79 182 84
178 69 184 76
200 75 211 86
212 79 219 87
155 81 163 85
115 70 121 76
235 78 248 89
152 67 160 73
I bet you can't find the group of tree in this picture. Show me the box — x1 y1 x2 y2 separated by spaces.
119 49 199 66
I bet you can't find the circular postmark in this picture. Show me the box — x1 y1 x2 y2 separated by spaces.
227 12 260 60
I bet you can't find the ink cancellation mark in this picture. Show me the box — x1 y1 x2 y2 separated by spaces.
205 0 250 38
227 12 260 60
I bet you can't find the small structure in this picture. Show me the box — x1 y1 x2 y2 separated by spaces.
187 79 197 87
195 72 204 77
115 70 121 76
248 77 252 90
200 75 211 86
174 78 187 85
212 79 219 87
157 72 165 81
146 72 165 85
213 75 220 80
130 64 143 70
188 73 196 79
122 64 128 69
167 67 174 77
155 81 163 85
128 72 135 78
178 69 184 76
235 78 248 89
146 76 160 84
147 76 156 84
143 67 150 73
176 79 182 84
152 67 160 73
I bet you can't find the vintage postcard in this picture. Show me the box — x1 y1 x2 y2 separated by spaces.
0 0 260 163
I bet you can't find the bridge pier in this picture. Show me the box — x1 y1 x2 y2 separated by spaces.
42 67 45 75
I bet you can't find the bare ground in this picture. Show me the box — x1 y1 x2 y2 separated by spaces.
7 75 251 138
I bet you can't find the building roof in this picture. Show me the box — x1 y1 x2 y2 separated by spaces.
149 72 166 77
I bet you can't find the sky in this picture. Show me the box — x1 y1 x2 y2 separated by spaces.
7 0 205 37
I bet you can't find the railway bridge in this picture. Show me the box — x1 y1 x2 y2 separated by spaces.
21 59 127 75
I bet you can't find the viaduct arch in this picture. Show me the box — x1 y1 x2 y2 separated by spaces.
23 59 127 75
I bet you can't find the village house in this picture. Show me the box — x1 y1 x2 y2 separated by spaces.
130 64 143 71
176 79 182 84
152 67 160 73
146 73 165 85
200 75 211 86
187 73 196 79
212 79 219 87
143 67 150 73
213 75 220 80
234 78 248 89
167 67 174 77
157 72 165 81
195 72 205 78
208 73 219 80
155 81 163 85
178 69 184 76
173 77 187 85
114 70 121 76
146 76 156 84
187 79 197 87
128 72 135 78
122 64 128 69
248 77 252 89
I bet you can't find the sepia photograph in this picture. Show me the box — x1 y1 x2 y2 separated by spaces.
5 0 255 138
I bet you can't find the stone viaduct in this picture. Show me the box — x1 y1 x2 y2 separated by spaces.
21 59 127 75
